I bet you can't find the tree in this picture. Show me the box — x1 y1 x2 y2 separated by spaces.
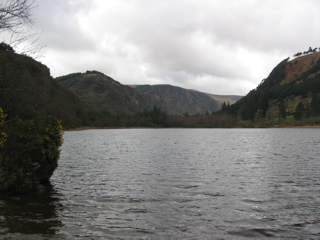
0 0 43 58
221 102 227 111
278 99 286 119
311 93 320 116
293 52 302 58
294 102 305 120
0 0 33 32
150 105 168 126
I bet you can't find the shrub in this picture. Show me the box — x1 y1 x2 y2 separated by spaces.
0 113 63 193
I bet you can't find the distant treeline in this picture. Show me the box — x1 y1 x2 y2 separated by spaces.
293 47 318 58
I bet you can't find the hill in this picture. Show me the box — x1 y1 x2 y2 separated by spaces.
133 84 218 115
0 47 93 126
222 51 320 126
3 42 319 128
55 71 144 114
283 51 320 84
132 85 241 115
201 92 241 106
56 73 242 116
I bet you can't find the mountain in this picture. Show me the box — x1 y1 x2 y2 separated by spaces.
132 84 241 115
3 41 318 128
223 51 320 125
55 71 144 114
55 72 242 116
0 46 93 126
204 93 242 105
0 44 242 129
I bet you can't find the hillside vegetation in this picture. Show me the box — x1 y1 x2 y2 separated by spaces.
0 48 94 126
0 45 67 193
221 51 320 127
56 71 144 114
55 72 240 116
2 42 320 130
133 84 222 115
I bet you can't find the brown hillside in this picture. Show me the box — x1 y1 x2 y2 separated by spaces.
283 51 320 84
65 73 144 114
134 84 222 115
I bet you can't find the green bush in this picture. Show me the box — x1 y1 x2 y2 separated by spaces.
0 113 63 193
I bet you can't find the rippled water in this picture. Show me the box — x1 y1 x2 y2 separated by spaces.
1 128 320 239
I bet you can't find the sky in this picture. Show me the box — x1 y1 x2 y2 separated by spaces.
27 0 320 95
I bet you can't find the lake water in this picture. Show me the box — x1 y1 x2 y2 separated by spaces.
1 128 320 239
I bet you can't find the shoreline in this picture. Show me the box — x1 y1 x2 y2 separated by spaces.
64 125 320 131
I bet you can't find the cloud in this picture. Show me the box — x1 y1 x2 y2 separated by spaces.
31 0 320 95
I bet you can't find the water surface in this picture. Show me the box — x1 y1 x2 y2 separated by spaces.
1 129 320 239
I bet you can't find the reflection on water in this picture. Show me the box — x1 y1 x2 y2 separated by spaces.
0 183 64 239
1 128 320 239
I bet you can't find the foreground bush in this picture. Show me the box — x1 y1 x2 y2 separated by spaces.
0 113 63 193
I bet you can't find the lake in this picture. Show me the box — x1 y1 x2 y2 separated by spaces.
1 128 320 239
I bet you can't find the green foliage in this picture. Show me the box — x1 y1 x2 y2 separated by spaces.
294 102 305 120
219 58 289 121
0 113 63 193
55 72 82 88
311 93 320 116
85 70 104 75
55 71 105 88
223 56 320 124
278 99 286 119
278 59 320 98
257 57 289 90
134 85 152 93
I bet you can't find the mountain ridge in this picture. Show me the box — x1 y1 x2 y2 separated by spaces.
56 73 242 115
3 41 319 128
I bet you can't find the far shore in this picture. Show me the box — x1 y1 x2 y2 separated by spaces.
64 125 320 131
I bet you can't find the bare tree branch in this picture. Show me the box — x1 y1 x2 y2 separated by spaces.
0 0 44 58
0 0 34 32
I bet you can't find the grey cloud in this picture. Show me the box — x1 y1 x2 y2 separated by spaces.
29 0 320 95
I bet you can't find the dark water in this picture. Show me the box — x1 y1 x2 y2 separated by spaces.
1 128 320 239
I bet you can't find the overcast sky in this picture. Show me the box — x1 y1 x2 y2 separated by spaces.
30 0 320 95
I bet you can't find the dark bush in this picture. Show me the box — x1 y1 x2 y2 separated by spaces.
0 113 63 193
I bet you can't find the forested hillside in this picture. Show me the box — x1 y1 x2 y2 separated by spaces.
221 51 320 127
56 71 144 114
133 84 221 115
2 40 319 129
0 46 94 126
55 72 240 116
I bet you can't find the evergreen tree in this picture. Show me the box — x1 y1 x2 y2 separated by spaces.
294 102 305 120
311 93 320 116
278 99 286 119
221 102 227 111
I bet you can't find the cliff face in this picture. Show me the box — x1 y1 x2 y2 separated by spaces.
0 49 92 126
